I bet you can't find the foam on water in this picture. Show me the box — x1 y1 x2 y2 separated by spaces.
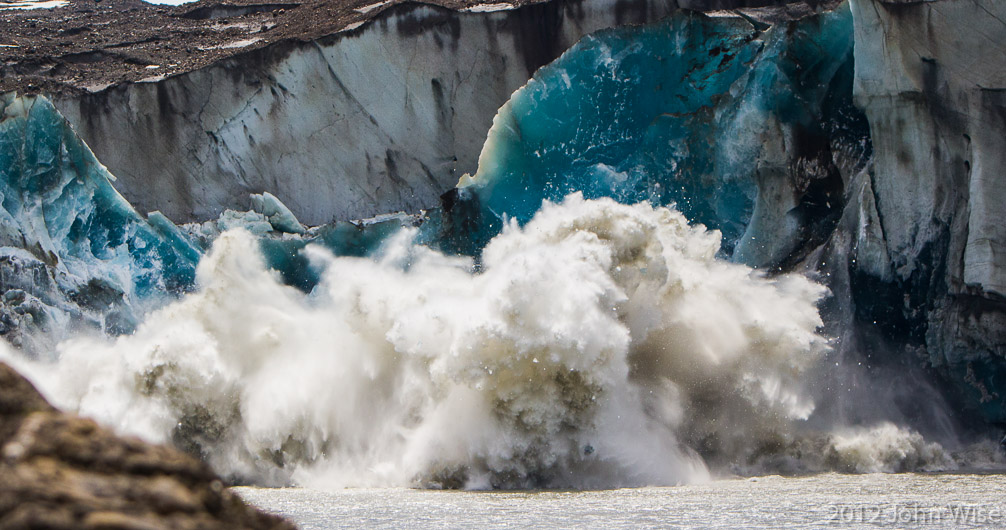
826 423 953 473
234 473 1006 530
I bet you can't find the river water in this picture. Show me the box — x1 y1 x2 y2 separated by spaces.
236 473 1006 529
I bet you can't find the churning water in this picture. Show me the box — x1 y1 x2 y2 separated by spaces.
235 473 1006 530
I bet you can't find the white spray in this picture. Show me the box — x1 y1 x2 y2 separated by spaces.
3 195 966 488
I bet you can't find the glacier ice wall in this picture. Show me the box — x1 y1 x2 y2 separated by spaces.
444 4 868 265
426 0 1006 429
0 94 200 349
846 0 1006 423
0 95 415 348
52 0 677 225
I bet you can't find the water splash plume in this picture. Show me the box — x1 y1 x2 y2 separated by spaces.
5 195 852 488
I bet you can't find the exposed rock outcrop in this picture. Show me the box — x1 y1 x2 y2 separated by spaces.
0 0 837 96
0 361 296 529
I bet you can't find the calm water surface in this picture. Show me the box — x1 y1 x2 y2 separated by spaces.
236 473 1006 529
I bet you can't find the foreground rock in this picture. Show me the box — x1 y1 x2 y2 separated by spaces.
0 362 296 530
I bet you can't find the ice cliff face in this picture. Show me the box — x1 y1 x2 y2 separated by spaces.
846 0 1006 422
444 4 866 262
52 0 678 225
3 2 858 344
0 95 410 352
427 0 1006 426
0 95 199 350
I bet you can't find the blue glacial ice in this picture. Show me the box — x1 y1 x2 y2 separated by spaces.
0 94 201 346
436 5 868 264
0 94 420 347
